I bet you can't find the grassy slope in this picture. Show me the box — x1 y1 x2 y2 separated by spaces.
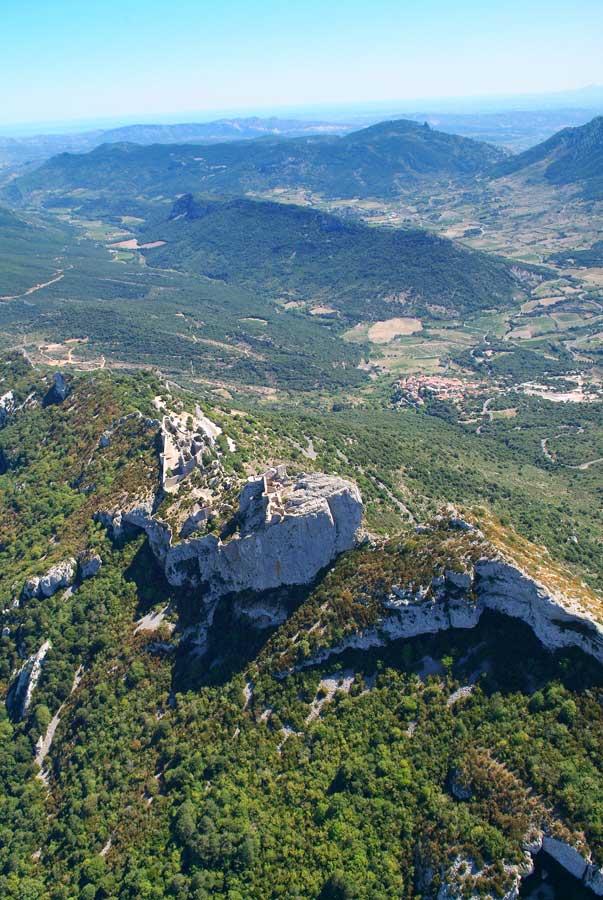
0 206 68 297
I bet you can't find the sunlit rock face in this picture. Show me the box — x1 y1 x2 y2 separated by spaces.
7 640 51 719
299 534 603 668
101 467 363 601
23 559 77 600
150 470 363 597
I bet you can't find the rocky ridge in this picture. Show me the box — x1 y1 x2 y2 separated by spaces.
295 516 603 671
99 463 364 651
437 831 603 900
3 359 603 897
95 399 603 672
7 640 52 719
438 829 603 900
22 551 102 601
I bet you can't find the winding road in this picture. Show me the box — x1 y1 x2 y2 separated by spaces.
476 397 494 435
540 429 603 470
0 265 73 301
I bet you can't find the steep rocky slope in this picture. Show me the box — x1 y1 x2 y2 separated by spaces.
2 355 603 900
277 516 603 671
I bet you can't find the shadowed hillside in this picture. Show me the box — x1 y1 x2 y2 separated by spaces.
494 115 603 199
138 193 525 322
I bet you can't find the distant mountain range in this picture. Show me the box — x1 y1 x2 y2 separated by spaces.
5 114 603 212
494 115 603 199
5 118 506 204
0 117 354 168
2 102 602 176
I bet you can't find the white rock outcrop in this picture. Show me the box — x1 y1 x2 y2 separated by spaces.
8 640 51 719
525 833 603 896
23 559 77 600
78 551 102 580
39 558 77 598
474 559 603 661
98 467 362 655
22 576 41 600
541 836 588 880
198 474 357 594
112 468 363 599
304 553 603 668
434 830 603 899
437 854 528 900
0 389 15 426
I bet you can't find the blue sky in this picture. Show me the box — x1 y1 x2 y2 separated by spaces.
2 0 603 128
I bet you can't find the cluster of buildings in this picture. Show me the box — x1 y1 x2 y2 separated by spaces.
393 375 482 407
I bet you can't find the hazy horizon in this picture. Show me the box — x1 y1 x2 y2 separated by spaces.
3 0 603 133
2 83 603 138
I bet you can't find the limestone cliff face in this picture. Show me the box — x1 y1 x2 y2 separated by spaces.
103 468 364 602
426 820 603 900
474 559 603 662
23 559 77 600
7 640 51 719
0 390 15 427
22 552 102 601
300 532 603 669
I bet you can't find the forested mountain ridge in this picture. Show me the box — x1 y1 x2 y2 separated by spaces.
4 118 506 204
2 355 603 899
137 193 525 321
494 115 603 198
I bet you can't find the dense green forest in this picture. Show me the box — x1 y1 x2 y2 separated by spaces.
138 194 521 322
1 358 603 899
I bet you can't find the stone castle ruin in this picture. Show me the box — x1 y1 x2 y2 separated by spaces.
159 411 213 493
